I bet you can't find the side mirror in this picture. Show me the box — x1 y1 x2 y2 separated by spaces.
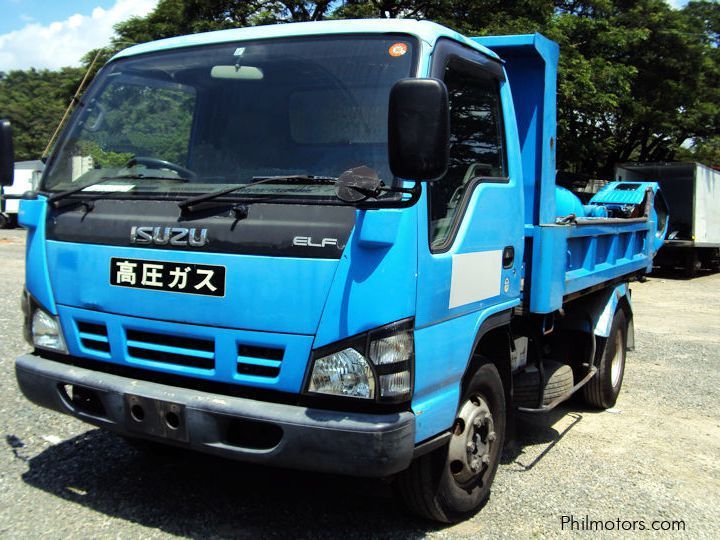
388 78 449 181
0 119 14 187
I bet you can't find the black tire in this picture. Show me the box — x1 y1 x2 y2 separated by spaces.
512 361 574 408
397 362 506 523
684 250 699 278
582 309 627 409
0 213 8 229
701 248 720 272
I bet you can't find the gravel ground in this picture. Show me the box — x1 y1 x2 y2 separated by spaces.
1 227 718 538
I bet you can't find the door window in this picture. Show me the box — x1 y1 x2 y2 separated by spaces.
429 61 506 249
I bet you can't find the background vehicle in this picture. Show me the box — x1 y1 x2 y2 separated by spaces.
2 20 666 523
616 162 719 276
0 160 43 228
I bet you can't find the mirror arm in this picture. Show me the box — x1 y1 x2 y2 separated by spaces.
357 181 421 210
377 185 415 195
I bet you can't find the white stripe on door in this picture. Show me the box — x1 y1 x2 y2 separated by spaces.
449 250 502 309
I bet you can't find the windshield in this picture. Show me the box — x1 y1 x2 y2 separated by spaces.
42 35 418 201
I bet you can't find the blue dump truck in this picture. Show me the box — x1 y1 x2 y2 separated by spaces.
1 20 667 522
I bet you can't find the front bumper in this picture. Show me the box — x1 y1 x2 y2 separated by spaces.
15 354 415 477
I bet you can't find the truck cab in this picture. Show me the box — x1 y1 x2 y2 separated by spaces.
3 20 665 523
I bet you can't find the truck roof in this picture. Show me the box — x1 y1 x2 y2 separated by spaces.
109 19 500 63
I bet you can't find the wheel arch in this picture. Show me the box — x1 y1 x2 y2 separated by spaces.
460 310 513 408
556 282 635 362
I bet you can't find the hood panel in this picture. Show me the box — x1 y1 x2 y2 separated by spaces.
46 199 354 259
46 240 339 334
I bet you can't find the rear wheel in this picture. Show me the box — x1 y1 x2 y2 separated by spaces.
512 361 574 408
0 213 8 229
583 309 627 409
397 362 506 523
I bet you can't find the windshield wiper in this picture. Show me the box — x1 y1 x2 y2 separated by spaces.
251 175 337 182
177 175 337 211
47 174 190 205
103 173 192 182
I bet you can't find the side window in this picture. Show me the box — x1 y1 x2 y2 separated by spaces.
429 61 506 249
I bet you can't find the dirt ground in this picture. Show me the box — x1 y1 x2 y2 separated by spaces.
1 227 718 538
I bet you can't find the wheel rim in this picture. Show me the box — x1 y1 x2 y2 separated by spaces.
447 394 496 488
610 330 624 387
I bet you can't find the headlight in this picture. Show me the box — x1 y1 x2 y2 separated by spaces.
306 319 414 402
308 348 375 399
31 307 67 353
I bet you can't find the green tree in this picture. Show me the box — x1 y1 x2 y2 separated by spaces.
676 137 720 167
551 0 720 175
82 0 335 69
0 68 84 161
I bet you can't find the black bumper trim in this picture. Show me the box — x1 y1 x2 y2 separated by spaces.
15 354 415 477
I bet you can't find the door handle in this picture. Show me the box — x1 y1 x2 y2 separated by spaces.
502 246 515 268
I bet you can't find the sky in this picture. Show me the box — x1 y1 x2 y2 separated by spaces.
0 0 693 72
0 0 158 71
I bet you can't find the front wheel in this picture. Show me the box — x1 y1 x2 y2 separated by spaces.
397 362 506 523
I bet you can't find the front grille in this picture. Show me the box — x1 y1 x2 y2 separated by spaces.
237 343 285 378
126 329 215 370
126 330 214 352
77 321 110 353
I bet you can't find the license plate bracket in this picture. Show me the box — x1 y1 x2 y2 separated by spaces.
124 394 188 442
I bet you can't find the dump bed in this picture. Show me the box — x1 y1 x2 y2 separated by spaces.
529 182 665 312
475 34 665 313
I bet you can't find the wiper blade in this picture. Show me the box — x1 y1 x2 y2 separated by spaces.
251 175 337 183
47 176 125 204
178 175 337 210
47 174 189 205
103 173 191 182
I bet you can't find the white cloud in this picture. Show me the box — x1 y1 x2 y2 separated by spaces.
0 0 159 71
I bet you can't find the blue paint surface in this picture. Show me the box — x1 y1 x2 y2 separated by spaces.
314 206 417 348
475 34 559 226
46 239 339 335
18 197 57 314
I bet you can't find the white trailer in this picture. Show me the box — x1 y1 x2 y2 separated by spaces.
0 160 43 228
616 162 720 276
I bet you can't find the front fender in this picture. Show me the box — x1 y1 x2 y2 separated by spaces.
412 301 517 443
18 197 57 314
